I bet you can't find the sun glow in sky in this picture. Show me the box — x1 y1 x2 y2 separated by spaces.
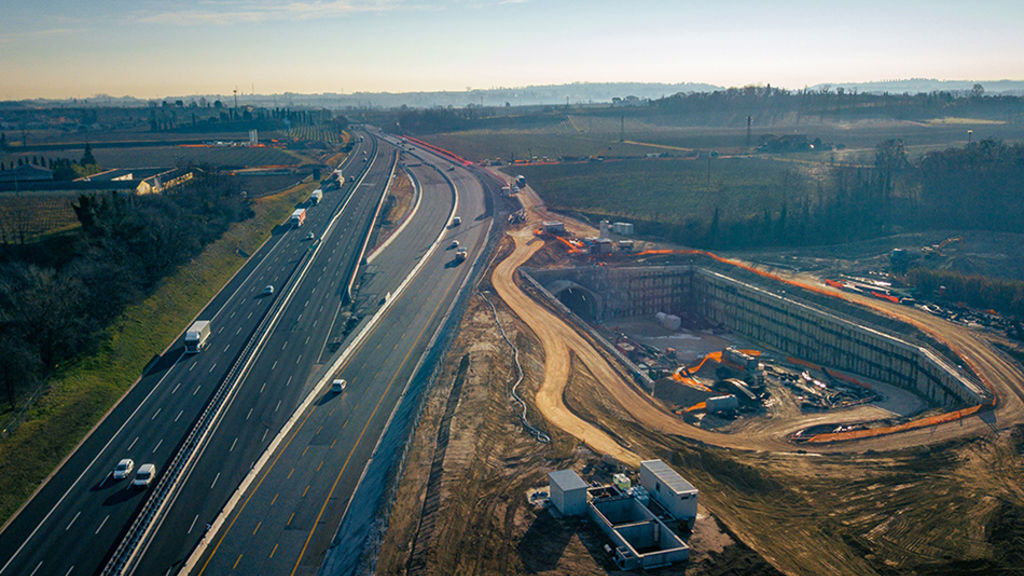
2 0 1022 99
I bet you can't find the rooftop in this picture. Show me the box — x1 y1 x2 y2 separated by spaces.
549 469 588 492
641 460 698 494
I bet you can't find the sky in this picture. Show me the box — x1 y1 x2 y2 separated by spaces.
1 0 1023 100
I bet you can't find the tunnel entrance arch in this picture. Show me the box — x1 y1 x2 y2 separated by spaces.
551 281 600 322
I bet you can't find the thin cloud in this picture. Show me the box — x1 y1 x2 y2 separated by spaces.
136 0 411 25
0 27 79 45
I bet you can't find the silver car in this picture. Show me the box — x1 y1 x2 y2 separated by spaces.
132 463 156 487
112 458 134 480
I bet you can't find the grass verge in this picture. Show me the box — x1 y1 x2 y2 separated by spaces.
0 178 319 526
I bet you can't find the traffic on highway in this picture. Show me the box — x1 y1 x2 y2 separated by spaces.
0 131 496 576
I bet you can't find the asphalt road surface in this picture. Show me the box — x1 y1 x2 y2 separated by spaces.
190 138 491 576
0 134 382 576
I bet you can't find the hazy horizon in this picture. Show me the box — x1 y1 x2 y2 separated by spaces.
3 0 1023 100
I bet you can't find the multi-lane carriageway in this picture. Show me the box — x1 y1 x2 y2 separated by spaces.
0 132 383 576
189 135 492 575
0 131 495 576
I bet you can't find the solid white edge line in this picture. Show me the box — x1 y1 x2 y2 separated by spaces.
0 141 362 570
366 165 422 264
326 158 492 566
121 139 380 573
177 143 457 576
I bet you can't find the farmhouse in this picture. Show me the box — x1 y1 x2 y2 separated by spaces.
78 167 194 194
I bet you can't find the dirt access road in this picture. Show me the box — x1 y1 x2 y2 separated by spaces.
490 174 1024 455
491 181 798 454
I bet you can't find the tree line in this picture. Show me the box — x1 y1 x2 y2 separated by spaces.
698 139 1024 249
0 172 251 408
0 143 100 180
906 268 1024 322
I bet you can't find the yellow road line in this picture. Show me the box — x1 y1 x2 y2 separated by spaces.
290 277 458 576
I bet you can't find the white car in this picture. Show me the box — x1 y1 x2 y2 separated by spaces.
112 458 134 480
132 463 156 487
331 379 347 393
449 240 460 250
263 285 275 296
306 231 316 241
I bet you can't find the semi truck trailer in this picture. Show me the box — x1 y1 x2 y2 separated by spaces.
184 320 211 353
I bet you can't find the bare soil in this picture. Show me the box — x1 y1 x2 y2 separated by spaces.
375 171 1024 576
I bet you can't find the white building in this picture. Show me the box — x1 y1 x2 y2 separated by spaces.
549 469 588 517
639 460 698 527
612 222 634 235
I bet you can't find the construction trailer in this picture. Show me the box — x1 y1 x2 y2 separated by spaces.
639 460 699 528
612 222 634 235
542 220 566 235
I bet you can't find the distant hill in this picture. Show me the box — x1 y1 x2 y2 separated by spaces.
809 78 1024 95
4 82 724 110
8 79 1024 109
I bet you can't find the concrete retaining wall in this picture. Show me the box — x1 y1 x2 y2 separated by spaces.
528 265 989 408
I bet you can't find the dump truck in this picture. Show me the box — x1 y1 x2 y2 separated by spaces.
184 320 211 353
290 208 306 227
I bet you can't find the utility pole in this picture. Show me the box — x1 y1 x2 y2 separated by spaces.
746 115 752 147
620 114 624 143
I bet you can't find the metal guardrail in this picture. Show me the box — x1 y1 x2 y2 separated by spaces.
103 137 381 576
102 241 313 576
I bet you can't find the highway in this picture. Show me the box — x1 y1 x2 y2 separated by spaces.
189 137 492 575
0 134 380 576
128 136 401 575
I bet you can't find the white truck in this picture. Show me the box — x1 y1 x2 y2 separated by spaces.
310 189 323 205
184 320 211 353
290 208 306 227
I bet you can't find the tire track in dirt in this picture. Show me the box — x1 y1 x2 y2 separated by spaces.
491 179 1024 456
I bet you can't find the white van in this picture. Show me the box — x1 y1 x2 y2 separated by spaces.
331 379 347 393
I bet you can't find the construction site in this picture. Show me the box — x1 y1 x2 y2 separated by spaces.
374 173 1024 576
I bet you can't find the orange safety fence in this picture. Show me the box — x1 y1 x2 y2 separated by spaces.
635 248 847 302
639 248 1001 411
804 404 984 443
402 136 474 166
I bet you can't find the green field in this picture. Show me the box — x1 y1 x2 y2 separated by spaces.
0 178 318 525
3 145 301 171
516 156 810 237
0 191 80 241
93 145 299 168
422 113 1024 166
